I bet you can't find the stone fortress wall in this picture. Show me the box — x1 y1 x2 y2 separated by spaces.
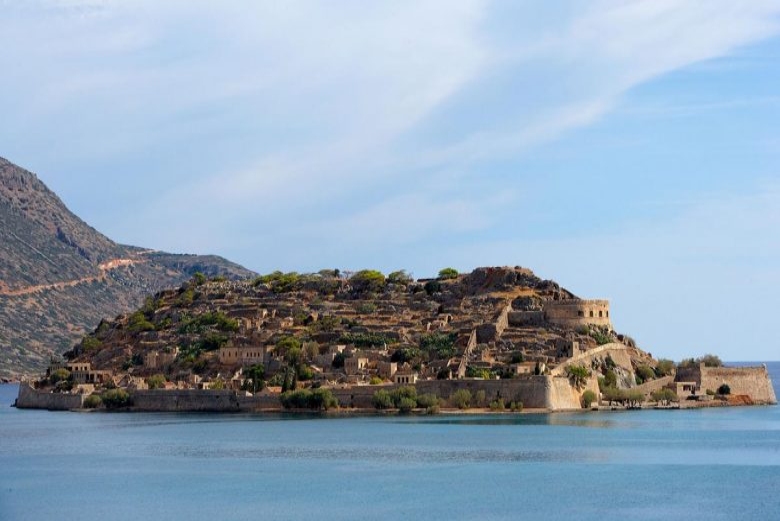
15 383 85 410
15 377 589 412
676 364 777 404
543 299 611 328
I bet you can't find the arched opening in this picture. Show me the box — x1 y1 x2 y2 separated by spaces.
589 310 594 317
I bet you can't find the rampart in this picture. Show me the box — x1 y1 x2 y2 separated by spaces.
551 343 633 376
130 389 243 412
15 383 86 410
675 364 777 404
544 299 611 329
15 378 592 412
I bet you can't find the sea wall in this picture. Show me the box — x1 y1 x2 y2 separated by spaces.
676 365 776 404
130 389 242 412
416 377 552 409
15 378 588 412
547 376 599 410
15 383 85 410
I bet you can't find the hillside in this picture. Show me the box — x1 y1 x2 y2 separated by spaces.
0 157 255 379
64 266 661 399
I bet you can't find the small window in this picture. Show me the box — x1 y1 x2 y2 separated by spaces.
589 310 594 317
599 311 603 317
577 310 584 317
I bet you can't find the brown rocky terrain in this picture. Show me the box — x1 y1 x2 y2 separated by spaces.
0 157 255 379
65 266 657 395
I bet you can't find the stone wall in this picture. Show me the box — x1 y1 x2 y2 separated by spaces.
508 311 545 327
416 377 551 408
330 377 571 410
130 389 242 412
544 299 611 329
476 304 511 343
15 383 85 410
676 364 777 404
16 378 590 412
551 343 633 376
547 375 599 410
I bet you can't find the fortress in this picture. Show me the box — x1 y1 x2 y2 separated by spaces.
543 299 611 328
13 265 777 414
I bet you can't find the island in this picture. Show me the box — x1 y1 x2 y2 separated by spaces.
15 266 777 413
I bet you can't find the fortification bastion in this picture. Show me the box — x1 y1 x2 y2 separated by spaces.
543 299 611 329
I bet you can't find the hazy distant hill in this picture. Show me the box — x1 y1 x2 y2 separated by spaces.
0 157 256 379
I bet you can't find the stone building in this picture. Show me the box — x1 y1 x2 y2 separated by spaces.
144 348 179 370
218 345 267 366
543 299 611 328
394 371 418 385
344 356 369 376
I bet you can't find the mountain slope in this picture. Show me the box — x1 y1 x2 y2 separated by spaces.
0 157 255 379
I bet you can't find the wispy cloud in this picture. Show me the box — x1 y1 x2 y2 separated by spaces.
2 1 779 360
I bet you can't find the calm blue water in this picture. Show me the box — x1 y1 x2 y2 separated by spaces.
1 362 779 521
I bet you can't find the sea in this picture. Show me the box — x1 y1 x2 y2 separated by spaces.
1 362 779 521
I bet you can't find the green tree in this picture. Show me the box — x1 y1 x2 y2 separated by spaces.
276 336 302 356
602 386 626 405
625 390 645 408
297 365 314 381
390 386 417 407
635 365 655 384
146 374 166 390
128 311 156 333
81 336 102 352
332 352 346 369
303 341 320 361
581 390 597 408
416 393 440 408
349 270 386 293
698 354 723 367
372 389 394 409
309 388 339 410
387 270 413 285
489 399 506 411
397 397 417 413
83 394 103 409
438 267 459 280
655 359 675 377
424 280 441 295
49 368 71 385
566 364 591 390
192 272 207 286
717 383 731 395
243 364 266 393
102 389 132 409
450 389 472 409
651 388 678 405
599 369 618 391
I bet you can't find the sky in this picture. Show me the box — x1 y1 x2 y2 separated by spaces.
1 1 779 361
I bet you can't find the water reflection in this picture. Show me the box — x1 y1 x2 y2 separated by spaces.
156 444 610 464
